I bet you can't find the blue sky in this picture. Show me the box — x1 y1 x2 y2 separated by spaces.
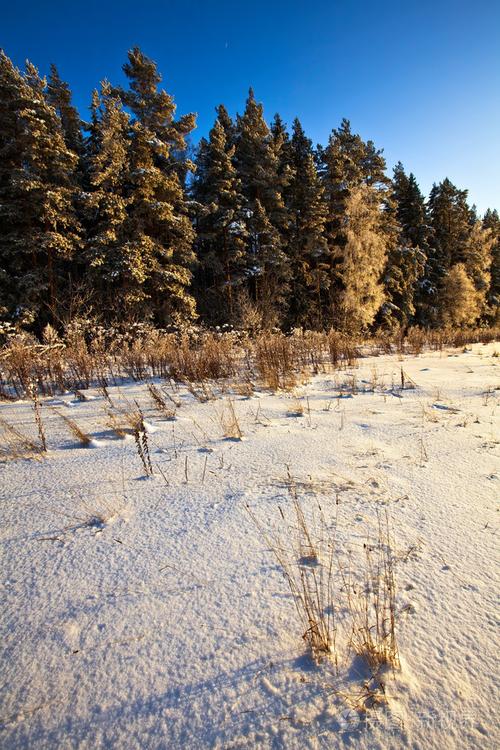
3 0 499 212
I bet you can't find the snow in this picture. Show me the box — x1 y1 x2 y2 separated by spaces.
1 343 499 748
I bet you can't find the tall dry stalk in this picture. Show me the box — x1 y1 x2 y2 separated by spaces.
27 381 47 452
133 404 153 476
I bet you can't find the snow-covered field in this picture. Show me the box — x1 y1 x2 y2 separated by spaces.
1 343 499 749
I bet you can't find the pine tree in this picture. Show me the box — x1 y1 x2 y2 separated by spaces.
84 82 132 317
318 119 388 211
116 47 197 326
285 118 329 329
0 52 81 326
483 208 500 321
337 185 388 333
383 163 428 328
191 116 248 324
234 89 290 325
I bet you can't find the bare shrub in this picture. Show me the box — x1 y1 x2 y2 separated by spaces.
167 333 237 382
254 333 297 390
327 330 360 369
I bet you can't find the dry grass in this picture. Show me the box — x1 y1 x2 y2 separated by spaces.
399 368 418 390
218 398 243 440
186 380 216 403
248 476 400 684
342 511 400 673
1 323 498 398
247 495 336 663
147 383 176 420
232 377 255 398
46 494 127 535
0 416 44 461
254 334 298 391
167 332 238 382
52 409 93 447
287 395 304 417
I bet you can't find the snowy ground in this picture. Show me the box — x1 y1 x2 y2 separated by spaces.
1 343 499 749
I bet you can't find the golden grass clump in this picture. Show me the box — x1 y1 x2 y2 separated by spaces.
248 475 400 679
167 333 238 382
52 409 93 447
218 398 243 440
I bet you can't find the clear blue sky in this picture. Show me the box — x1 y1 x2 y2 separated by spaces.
3 0 499 212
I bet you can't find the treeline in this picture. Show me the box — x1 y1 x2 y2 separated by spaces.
0 47 498 335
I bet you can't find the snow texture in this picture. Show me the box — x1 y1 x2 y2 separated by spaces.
1 343 499 749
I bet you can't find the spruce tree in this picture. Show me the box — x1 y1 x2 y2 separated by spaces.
191 116 248 324
84 82 132 317
285 118 329 329
46 64 84 157
0 50 23 320
427 178 472 324
383 163 428 328
117 47 197 326
0 52 81 326
233 89 290 325
247 198 284 328
271 113 294 189
483 208 500 321
215 104 236 147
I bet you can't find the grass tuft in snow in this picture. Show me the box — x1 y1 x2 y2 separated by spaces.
218 397 243 441
249 476 400 695
52 408 93 447
0 415 44 461
147 382 176 420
